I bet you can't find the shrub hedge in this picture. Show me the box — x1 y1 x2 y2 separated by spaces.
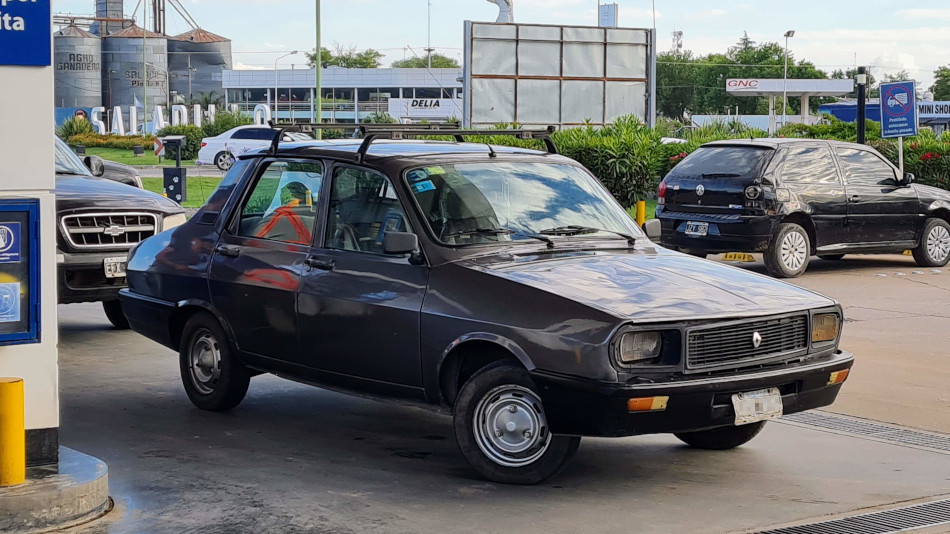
155 125 204 160
66 133 156 150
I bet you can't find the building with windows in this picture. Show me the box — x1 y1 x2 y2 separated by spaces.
222 67 463 123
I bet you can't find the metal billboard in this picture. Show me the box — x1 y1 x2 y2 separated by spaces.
463 21 655 129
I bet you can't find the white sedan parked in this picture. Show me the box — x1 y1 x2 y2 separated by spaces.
197 126 312 171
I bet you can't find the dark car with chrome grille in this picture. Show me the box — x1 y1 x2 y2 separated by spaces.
54 137 186 328
118 125 854 484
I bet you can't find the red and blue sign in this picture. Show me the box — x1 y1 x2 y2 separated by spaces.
879 81 918 138
0 0 51 67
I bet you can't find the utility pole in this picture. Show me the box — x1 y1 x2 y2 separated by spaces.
856 66 868 144
315 0 322 138
427 0 432 69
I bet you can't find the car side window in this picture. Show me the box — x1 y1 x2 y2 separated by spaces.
232 128 272 141
325 166 412 254
780 146 839 184
236 161 323 245
835 148 897 186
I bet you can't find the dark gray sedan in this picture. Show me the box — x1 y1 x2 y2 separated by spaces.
120 134 854 484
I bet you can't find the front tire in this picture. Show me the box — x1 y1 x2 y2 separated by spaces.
102 300 130 330
765 223 810 278
454 361 580 484
179 312 250 411
214 151 234 171
675 421 767 450
913 218 950 267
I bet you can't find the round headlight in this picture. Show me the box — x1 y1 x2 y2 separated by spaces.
617 331 662 364
745 185 763 199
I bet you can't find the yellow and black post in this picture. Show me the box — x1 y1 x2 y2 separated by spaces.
0 377 25 486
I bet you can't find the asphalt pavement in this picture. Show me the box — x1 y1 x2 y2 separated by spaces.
57 254 950 533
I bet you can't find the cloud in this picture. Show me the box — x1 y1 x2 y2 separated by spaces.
896 9 950 20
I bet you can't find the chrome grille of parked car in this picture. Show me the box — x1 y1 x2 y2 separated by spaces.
61 212 158 249
686 314 808 371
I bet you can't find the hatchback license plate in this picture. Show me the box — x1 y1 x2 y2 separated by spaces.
722 252 755 262
732 387 783 426
104 256 127 278
685 221 708 236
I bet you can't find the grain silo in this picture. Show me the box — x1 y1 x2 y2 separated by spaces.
54 25 102 108
102 24 169 115
168 28 232 103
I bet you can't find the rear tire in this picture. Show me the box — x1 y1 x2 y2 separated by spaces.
214 151 234 171
765 223 810 278
454 360 581 484
102 300 130 330
818 254 845 261
912 218 950 267
675 421 766 450
179 312 250 411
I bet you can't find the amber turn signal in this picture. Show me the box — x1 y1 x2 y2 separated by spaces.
827 369 849 385
628 396 669 412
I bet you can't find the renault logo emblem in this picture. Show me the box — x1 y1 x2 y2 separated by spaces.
696 184 705 196
103 225 126 237
752 331 763 348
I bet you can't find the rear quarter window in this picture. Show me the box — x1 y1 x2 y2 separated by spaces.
670 146 774 177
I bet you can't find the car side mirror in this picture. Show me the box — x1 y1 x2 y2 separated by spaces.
383 231 419 255
902 172 915 186
641 219 661 240
83 155 105 177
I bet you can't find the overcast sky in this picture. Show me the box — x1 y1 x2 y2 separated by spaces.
53 0 947 88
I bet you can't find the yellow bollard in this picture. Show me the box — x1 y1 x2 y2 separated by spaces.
0 377 25 486
635 200 647 226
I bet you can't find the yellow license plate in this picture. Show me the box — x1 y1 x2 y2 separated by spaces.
722 253 755 262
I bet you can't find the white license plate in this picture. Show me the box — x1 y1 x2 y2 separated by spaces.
732 387 783 426
685 221 708 236
104 256 128 278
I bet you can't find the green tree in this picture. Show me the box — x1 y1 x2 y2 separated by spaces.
831 68 877 99
391 54 460 68
930 66 950 100
307 45 382 69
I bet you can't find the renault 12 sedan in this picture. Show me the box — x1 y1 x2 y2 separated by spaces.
120 132 854 484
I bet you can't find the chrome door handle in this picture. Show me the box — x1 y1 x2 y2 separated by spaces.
849 195 861 203
214 245 240 257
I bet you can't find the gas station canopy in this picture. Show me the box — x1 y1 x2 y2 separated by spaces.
726 78 855 97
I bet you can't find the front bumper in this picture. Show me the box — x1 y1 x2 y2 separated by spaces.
531 350 854 437
57 250 130 304
657 209 776 253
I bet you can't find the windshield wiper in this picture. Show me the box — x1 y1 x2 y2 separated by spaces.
539 225 638 245
444 227 555 248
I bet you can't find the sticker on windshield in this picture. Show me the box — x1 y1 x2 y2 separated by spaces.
407 170 428 183
425 166 445 175
412 180 436 193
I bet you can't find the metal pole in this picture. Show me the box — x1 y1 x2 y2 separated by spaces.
143 0 148 132
315 0 322 138
857 66 867 144
783 34 788 130
427 0 432 69
898 136 904 175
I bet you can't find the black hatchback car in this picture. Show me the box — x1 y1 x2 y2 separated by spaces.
656 139 950 277
120 129 854 484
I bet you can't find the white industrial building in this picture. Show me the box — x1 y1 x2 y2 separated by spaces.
222 67 464 123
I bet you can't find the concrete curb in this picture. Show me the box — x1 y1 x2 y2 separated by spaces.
0 447 110 533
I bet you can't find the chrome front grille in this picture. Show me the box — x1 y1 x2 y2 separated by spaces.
61 212 158 249
686 314 808 371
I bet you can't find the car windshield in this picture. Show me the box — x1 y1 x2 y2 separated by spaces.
405 162 642 246
54 138 92 176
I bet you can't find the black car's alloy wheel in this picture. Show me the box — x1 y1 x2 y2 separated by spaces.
179 312 250 411
765 223 810 278
674 421 767 450
454 360 580 484
913 218 950 267
214 151 234 171
101 300 130 330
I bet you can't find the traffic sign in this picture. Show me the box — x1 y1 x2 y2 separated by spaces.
879 81 918 138
0 0 51 66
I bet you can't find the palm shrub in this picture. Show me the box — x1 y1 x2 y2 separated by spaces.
57 116 95 140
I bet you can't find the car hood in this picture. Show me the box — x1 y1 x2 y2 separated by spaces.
470 248 834 322
55 174 183 213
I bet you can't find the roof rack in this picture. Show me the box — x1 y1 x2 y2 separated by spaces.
265 121 558 162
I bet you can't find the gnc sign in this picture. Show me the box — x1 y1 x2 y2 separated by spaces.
727 79 760 90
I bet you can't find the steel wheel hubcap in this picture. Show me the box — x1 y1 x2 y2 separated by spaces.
189 331 221 395
473 385 551 467
780 231 807 271
927 226 950 262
